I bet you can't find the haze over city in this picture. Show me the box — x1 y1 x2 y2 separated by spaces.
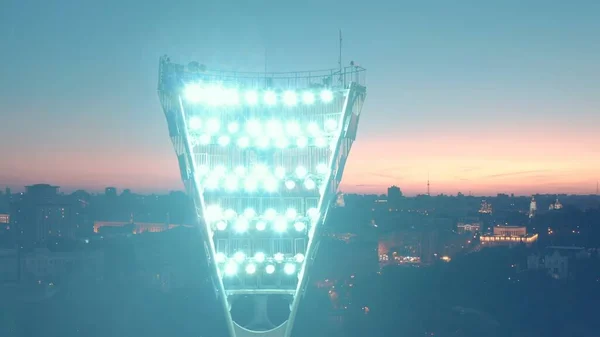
1 0 599 195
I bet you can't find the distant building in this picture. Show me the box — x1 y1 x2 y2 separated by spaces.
480 225 538 246
527 246 589 280
0 214 9 224
20 248 104 283
0 248 18 284
105 187 117 198
378 228 438 267
93 220 192 236
478 200 492 214
529 196 537 218
10 184 77 244
336 192 345 207
457 222 481 234
387 185 402 207
548 198 563 210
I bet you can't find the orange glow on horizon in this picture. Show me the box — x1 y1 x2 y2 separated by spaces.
2 129 598 196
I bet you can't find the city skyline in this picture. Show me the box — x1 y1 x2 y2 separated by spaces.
1 0 599 195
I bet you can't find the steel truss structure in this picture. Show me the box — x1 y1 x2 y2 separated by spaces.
157 56 366 337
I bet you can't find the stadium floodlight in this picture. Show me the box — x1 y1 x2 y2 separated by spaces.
282 91 297 106
264 90 277 106
301 91 315 105
244 90 259 105
320 89 334 103
293 221 306 232
216 252 227 263
225 261 238 276
159 56 366 337
245 264 257 275
283 263 296 275
254 252 266 263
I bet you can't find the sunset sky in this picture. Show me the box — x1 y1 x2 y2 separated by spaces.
1 0 599 196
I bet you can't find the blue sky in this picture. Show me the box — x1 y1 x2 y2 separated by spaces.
0 0 598 194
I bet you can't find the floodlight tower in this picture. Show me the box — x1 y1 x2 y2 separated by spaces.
157 56 366 337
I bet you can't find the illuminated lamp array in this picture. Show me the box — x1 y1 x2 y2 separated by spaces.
196 164 330 194
184 84 336 107
215 252 306 276
186 119 340 149
205 206 319 233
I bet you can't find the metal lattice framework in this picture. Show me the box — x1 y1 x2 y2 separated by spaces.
158 55 366 337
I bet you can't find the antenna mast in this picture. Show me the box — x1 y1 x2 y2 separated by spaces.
427 172 431 196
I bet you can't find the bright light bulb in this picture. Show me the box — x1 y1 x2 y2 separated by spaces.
215 252 226 263
204 85 226 106
274 167 286 179
234 166 246 176
294 221 306 231
205 175 219 190
224 262 238 276
244 178 258 192
216 221 227 231
316 163 328 175
304 178 316 190
307 122 320 135
264 209 277 220
274 253 284 263
228 122 240 133
257 137 269 148
234 251 246 263
206 118 220 134
253 164 269 176
283 91 297 106
274 217 287 232
285 122 301 136
246 120 261 136
265 265 275 274
199 134 211 145
189 117 202 130
295 253 305 263
245 90 259 105
296 137 308 148
315 137 327 148
255 221 266 231
264 91 277 105
243 208 256 219
225 88 240 105
237 137 250 148
234 218 249 233
320 89 334 103
224 209 237 220
225 176 238 191
284 263 296 275
254 252 266 263
285 208 297 219
267 120 283 137
218 136 230 146
205 205 222 222
325 119 337 132
184 83 203 103
285 180 296 190
245 264 257 274
214 165 226 177
295 166 307 179
302 91 315 104
307 208 319 220
264 177 278 192
275 137 289 149
197 165 210 176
